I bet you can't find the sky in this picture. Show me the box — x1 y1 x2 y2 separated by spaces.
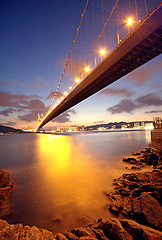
0 0 162 129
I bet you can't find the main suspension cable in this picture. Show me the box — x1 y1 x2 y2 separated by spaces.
49 0 89 111
79 0 119 78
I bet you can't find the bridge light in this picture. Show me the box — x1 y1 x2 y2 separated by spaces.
61 96 63 100
126 18 133 25
75 78 80 83
64 91 68 96
99 48 106 56
84 66 90 73
69 86 72 90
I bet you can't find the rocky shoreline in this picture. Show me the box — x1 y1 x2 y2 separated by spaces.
0 170 13 211
0 146 161 239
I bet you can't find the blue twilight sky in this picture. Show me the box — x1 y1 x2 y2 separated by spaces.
0 0 162 129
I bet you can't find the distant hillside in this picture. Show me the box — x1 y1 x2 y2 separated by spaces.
85 121 153 130
0 125 24 133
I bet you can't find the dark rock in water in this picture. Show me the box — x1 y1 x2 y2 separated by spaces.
97 218 133 240
51 218 62 224
120 219 162 240
123 147 162 170
131 166 141 170
109 202 120 214
123 157 136 162
71 227 96 238
130 160 136 165
132 193 162 230
148 153 159 165
106 170 162 231
0 170 13 209
132 152 140 156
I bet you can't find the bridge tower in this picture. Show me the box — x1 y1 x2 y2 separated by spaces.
37 113 44 132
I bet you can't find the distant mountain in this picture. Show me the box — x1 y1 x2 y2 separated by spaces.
0 125 24 134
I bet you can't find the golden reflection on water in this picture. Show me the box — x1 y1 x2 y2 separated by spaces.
1 132 148 233
35 134 116 232
145 130 151 144
38 134 72 175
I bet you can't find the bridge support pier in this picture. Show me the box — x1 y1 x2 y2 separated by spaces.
36 127 43 133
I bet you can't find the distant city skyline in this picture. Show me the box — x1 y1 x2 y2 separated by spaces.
0 0 162 129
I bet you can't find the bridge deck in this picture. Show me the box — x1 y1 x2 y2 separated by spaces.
38 3 162 128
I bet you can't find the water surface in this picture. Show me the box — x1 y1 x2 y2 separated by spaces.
0 130 151 232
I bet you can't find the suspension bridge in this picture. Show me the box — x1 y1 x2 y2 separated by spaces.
37 1 162 131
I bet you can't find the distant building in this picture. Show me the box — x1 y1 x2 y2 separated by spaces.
145 122 154 130
97 127 106 131
57 125 78 132
121 124 127 129
141 121 145 127
78 125 85 131
134 122 140 128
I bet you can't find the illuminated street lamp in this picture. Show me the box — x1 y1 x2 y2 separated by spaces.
126 18 133 33
64 91 68 96
84 65 90 73
127 18 133 25
69 86 72 91
75 78 80 84
99 48 106 61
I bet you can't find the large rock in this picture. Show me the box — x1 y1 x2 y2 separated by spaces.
0 170 13 209
106 170 162 231
120 219 162 240
132 193 162 230
0 217 162 240
97 218 133 240
0 219 55 240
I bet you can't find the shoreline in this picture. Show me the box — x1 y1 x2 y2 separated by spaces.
0 145 161 239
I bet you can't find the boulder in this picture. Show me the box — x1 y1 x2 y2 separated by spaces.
97 218 133 240
120 219 162 240
0 170 13 209
0 219 55 240
132 193 162 230
123 157 136 163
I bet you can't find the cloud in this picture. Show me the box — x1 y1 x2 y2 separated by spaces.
53 109 76 123
0 121 16 126
25 99 46 110
0 90 47 122
0 108 14 116
107 99 136 114
137 94 162 106
145 110 162 114
125 60 162 84
107 93 162 114
46 91 63 100
0 90 42 108
100 87 133 97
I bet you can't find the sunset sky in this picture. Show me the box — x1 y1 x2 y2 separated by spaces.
0 0 162 129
